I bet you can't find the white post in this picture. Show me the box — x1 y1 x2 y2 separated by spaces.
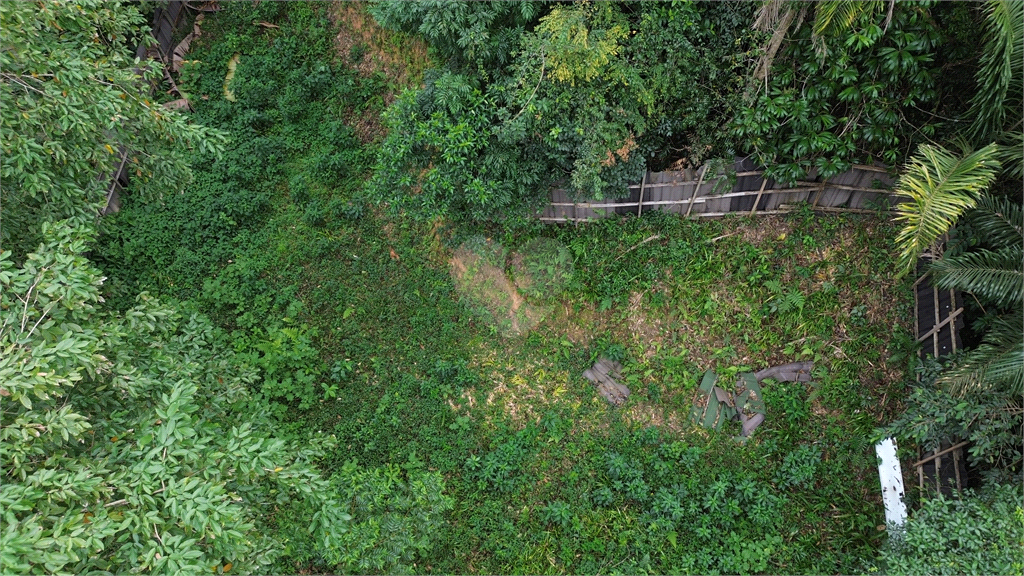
875 437 908 529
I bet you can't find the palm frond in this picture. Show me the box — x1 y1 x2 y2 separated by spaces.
812 0 885 38
969 0 1024 141
966 194 1024 249
894 143 1002 274
941 313 1024 397
996 129 1024 180
751 1 808 84
929 246 1024 308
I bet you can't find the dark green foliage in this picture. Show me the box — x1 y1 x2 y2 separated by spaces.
869 483 1024 576
881 357 1023 478
0 0 226 258
369 2 758 222
368 1 544 69
78 3 973 575
735 2 945 183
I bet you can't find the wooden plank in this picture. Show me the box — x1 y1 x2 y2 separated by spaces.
775 204 900 215
917 307 964 343
851 163 892 173
794 180 894 195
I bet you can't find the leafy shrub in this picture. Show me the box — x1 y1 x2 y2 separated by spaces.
541 501 574 528
882 357 1023 479
0 223 351 575
734 3 945 183
245 324 328 410
775 444 822 489
326 460 454 574
869 483 1024 576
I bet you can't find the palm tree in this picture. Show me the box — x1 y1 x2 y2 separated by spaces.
927 197 1023 396
893 0 1023 398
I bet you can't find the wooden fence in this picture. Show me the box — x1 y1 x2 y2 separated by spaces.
539 156 900 222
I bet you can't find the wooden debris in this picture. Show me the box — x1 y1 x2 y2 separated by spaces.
162 98 190 110
754 361 813 382
583 358 630 406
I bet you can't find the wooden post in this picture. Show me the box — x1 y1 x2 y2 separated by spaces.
953 447 962 492
637 171 647 217
750 177 769 216
933 283 941 358
914 267 920 372
949 288 959 353
685 164 709 218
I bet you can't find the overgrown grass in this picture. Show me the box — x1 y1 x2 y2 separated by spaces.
95 3 917 574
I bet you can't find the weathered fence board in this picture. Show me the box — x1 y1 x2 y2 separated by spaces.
538 156 903 222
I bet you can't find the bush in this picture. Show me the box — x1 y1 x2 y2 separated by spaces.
870 483 1024 576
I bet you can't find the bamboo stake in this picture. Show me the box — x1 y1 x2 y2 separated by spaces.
685 165 708 218
933 284 941 358
811 179 827 208
953 447 962 492
916 308 964 343
912 440 970 468
750 178 769 216
637 171 647 216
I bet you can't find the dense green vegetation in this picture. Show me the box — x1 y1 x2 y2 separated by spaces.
3 1 1021 575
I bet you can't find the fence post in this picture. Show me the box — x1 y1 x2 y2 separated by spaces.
811 179 827 208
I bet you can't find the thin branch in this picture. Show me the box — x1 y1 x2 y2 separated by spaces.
19 273 44 333
1 73 47 96
615 234 661 261
510 54 545 124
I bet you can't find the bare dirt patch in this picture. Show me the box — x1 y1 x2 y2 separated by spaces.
328 1 432 143
450 243 551 337
329 1 430 88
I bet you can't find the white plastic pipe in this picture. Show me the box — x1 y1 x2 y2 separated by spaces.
875 437 908 528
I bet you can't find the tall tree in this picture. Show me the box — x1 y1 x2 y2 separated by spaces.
0 0 224 257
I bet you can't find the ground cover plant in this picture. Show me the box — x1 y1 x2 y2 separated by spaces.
15 1 1022 574
92 5 921 572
